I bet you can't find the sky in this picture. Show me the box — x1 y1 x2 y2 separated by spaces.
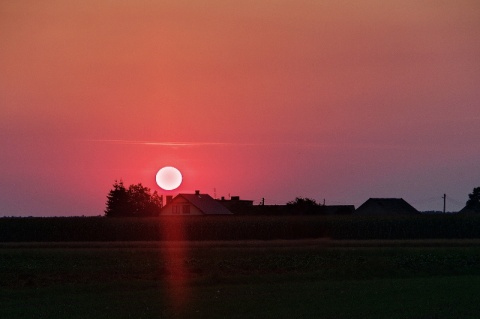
1 0 479 216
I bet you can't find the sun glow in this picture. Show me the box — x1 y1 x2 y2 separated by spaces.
156 166 182 191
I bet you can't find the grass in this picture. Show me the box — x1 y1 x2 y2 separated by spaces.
2 240 480 318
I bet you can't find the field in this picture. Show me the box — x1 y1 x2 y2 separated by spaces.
2 214 480 241
2 240 480 319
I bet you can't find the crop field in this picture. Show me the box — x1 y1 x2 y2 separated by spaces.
2 240 480 319
2 214 480 241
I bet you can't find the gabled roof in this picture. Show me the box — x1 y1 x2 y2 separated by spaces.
170 193 233 215
355 198 419 215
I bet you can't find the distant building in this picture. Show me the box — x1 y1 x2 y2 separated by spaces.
160 191 233 215
223 203 355 215
355 198 419 215
216 196 254 214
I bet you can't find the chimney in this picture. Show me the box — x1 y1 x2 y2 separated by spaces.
195 190 200 195
166 195 173 205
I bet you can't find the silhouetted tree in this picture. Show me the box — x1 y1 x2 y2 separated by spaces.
105 180 131 217
105 181 163 217
286 197 322 215
127 183 163 217
465 187 480 212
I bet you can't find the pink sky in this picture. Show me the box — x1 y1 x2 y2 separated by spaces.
1 0 479 216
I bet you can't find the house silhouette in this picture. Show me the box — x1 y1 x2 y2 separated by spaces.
160 190 233 215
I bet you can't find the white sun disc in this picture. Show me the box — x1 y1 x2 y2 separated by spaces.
156 166 182 191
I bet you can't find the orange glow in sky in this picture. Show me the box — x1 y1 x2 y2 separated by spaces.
1 1 480 215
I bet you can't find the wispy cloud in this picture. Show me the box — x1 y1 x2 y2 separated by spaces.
87 139 242 147
84 139 423 150
86 139 335 148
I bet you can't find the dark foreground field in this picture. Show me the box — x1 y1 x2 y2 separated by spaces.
2 240 480 319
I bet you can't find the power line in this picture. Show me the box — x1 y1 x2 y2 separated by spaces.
410 196 441 205
446 195 464 206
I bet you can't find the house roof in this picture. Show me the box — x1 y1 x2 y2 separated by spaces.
355 198 419 215
169 193 233 215
459 201 480 214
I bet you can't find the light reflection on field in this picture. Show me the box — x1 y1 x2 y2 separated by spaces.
159 216 191 311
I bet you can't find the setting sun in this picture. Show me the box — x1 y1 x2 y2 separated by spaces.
156 166 182 191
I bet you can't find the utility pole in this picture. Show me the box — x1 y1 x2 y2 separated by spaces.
443 194 446 213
